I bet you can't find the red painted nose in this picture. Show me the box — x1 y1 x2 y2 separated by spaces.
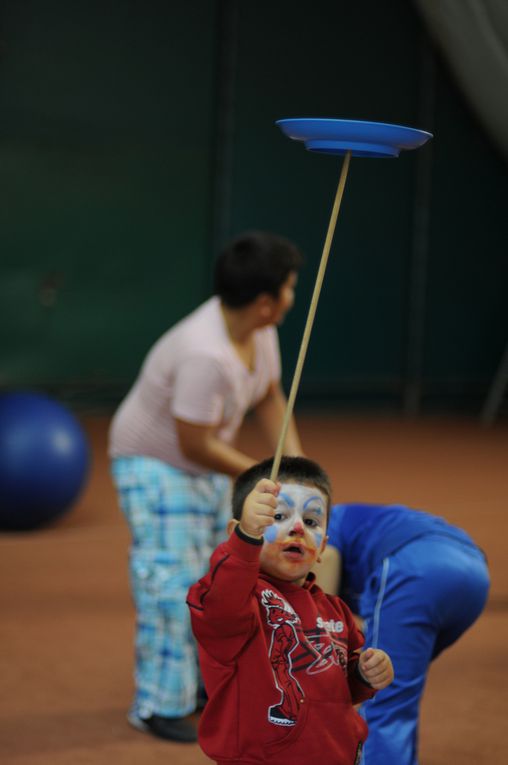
290 521 304 535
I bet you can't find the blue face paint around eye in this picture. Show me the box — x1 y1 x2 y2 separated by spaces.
278 492 295 508
264 525 278 543
303 494 324 517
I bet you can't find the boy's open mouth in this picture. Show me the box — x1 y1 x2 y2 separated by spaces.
282 542 305 556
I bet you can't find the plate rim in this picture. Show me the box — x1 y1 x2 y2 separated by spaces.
276 116 433 139
276 118 433 153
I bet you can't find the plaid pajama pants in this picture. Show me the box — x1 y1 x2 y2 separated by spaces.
111 456 230 719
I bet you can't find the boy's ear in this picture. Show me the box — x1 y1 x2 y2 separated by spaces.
227 518 239 536
254 292 275 319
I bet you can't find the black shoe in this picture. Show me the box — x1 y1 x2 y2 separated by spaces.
128 712 197 743
268 706 296 726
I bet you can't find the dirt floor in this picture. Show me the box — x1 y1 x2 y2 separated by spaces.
1 413 507 764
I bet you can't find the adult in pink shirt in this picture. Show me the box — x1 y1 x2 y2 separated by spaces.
109 231 304 743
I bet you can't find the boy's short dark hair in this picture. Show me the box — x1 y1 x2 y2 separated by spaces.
232 455 332 525
214 230 304 308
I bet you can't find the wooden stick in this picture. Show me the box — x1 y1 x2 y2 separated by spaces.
270 150 352 481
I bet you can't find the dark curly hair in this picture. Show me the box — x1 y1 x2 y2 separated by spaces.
214 230 304 308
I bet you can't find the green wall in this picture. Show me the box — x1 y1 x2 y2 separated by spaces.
1 1 507 413
0 1 217 403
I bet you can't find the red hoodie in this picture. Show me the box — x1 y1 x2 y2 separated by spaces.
187 526 376 765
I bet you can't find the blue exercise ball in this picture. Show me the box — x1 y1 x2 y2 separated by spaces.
0 392 90 531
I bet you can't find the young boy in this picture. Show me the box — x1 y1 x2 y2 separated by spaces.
187 457 394 765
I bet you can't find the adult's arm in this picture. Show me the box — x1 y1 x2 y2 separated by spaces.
175 418 256 478
313 546 364 629
252 381 303 456
313 544 341 596
173 355 258 477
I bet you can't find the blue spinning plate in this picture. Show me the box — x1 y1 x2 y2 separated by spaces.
276 118 433 158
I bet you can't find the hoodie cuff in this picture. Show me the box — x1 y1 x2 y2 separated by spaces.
226 524 264 563
235 524 264 545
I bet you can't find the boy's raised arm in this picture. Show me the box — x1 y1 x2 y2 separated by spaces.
186 479 278 664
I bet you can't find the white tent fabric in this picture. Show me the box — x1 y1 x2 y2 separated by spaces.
415 0 508 163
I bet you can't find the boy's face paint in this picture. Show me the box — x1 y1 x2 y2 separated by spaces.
260 481 328 585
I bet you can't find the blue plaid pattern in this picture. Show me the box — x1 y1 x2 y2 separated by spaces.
111 456 230 719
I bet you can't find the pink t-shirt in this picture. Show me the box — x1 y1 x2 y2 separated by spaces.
108 297 281 475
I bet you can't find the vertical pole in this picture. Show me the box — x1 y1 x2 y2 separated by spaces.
270 151 352 481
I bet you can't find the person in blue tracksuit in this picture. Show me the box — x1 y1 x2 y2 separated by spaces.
317 503 490 765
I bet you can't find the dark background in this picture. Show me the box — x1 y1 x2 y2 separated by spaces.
2 0 507 415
